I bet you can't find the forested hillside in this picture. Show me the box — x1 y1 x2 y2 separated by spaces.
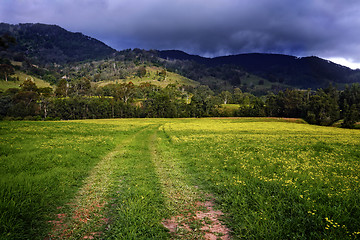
0 23 116 64
0 23 360 128
159 50 360 89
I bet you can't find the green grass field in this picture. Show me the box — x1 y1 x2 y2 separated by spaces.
0 71 52 91
97 66 199 88
1 118 359 239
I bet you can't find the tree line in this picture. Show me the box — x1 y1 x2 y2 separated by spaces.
0 78 359 128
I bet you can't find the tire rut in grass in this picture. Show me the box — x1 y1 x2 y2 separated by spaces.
101 125 169 239
151 128 231 240
46 127 147 239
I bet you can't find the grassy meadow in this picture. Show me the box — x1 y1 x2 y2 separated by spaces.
0 118 359 239
0 71 52 91
97 66 199 88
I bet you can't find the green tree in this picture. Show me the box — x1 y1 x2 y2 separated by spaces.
21 79 38 92
113 82 135 103
144 91 176 118
339 84 360 121
158 69 167 81
43 74 58 85
0 64 15 82
71 77 91 96
219 91 233 104
265 93 280 116
38 87 53 119
55 79 68 97
342 104 358 128
9 80 40 117
0 34 16 50
136 66 147 78
189 86 215 117
306 88 340 126
233 88 243 104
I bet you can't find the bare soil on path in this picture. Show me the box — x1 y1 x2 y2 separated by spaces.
46 125 231 239
46 129 144 239
151 128 231 239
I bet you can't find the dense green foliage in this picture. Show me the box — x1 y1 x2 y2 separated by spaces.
159 50 360 89
0 23 116 64
1 78 359 127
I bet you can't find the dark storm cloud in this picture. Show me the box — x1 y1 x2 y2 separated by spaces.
1 0 360 66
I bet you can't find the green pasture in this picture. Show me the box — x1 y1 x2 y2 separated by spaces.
97 66 199 88
0 71 52 91
0 118 359 239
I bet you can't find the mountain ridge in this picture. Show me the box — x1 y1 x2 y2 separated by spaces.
0 22 116 64
1 22 360 90
158 50 360 89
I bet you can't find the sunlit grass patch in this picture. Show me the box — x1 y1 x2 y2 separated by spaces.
0 71 52 91
103 126 169 239
164 118 360 239
1 118 359 239
0 120 146 239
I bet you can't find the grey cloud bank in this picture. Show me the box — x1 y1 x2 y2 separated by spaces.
1 0 360 68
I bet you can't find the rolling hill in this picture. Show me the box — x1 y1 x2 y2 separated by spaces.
158 50 360 89
0 23 116 64
1 22 360 91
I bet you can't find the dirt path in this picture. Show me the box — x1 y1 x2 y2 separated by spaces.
151 127 231 239
46 127 147 239
47 125 231 239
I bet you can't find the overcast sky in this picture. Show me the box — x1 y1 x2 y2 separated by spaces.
1 0 360 69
